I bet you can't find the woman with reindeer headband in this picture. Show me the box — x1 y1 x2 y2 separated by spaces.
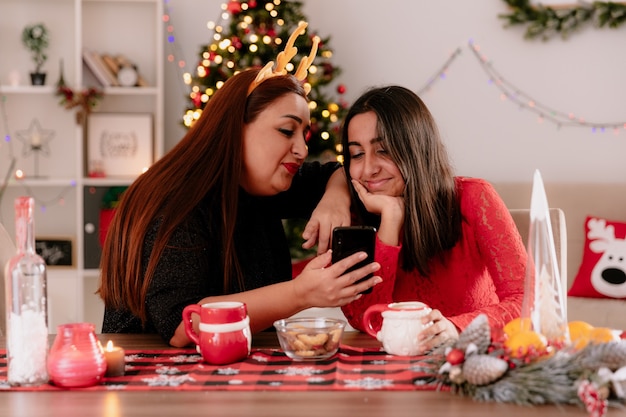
98 23 381 347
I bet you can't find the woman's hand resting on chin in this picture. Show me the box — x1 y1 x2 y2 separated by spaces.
351 179 404 246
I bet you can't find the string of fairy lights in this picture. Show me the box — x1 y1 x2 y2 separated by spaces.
418 41 626 133
163 0 194 103
1 1 626 214
416 47 463 96
468 40 626 133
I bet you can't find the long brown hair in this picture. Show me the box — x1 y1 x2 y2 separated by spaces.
98 69 307 323
341 85 461 276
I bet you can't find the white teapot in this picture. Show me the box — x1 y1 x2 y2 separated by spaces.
363 301 432 356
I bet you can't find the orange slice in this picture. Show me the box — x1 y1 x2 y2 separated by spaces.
568 321 594 349
589 327 618 344
503 317 533 339
504 330 547 358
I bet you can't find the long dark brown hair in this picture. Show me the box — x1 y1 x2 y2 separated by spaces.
98 69 307 323
341 85 461 276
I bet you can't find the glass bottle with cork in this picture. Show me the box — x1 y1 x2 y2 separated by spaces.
4 196 49 386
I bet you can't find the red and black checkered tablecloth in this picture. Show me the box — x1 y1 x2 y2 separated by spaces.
0 345 442 391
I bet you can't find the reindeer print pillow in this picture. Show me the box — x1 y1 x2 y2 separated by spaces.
569 216 626 299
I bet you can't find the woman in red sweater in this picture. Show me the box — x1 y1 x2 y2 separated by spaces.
340 85 527 354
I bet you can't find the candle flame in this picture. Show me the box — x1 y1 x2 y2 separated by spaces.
106 340 114 351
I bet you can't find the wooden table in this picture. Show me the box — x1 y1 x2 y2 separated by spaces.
0 332 604 416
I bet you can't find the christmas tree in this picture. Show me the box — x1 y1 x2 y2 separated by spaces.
183 0 349 259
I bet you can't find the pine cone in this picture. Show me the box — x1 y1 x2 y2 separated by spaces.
580 341 626 371
462 354 509 386
456 314 491 353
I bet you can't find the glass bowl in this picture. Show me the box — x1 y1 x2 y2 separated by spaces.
273 317 346 361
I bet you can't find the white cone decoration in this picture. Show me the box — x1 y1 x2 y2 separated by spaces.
520 170 569 345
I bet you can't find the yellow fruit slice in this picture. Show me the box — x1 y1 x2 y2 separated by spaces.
504 330 547 358
503 317 533 339
568 321 594 349
590 327 618 344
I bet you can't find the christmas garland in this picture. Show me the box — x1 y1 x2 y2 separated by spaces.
499 0 626 40
415 315 626 416
55 85 102 125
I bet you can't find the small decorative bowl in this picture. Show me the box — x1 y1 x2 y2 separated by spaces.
273 317 346 361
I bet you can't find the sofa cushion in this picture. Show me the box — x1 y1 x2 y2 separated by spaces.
569 216 626 299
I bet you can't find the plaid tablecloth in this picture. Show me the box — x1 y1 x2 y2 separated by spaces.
0 345 441 391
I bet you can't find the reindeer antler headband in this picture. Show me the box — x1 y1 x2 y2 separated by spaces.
247 21 319 96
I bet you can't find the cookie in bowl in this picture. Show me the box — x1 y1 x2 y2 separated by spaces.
273 317 346 360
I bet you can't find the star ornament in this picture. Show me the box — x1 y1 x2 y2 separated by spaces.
16 119 55 157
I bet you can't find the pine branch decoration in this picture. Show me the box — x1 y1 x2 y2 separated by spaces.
579 341 626 370
499 0 626 40
467 350 587 405
428 314 626 414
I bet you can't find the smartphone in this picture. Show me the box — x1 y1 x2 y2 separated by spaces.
331 226 376 294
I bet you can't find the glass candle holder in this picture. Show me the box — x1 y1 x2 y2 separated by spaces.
47 323 106 388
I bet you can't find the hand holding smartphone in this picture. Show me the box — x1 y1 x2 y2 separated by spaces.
331 226 376 294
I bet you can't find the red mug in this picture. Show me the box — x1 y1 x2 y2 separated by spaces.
182 301 251 365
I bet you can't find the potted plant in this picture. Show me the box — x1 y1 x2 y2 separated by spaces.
22 23 49 85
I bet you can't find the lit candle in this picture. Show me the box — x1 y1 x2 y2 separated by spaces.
31 132 41 148
103 340 125 377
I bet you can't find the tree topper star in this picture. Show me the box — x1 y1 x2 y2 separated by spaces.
16 119 55 157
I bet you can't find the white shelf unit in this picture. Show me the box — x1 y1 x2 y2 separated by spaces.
0 0 164 332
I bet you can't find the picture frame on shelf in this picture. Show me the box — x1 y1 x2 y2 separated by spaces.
87 113 153 178
35 237 74 268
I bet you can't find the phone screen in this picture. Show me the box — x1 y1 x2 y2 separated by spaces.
331 226 376 294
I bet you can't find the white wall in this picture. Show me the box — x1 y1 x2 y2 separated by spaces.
163 0 626 184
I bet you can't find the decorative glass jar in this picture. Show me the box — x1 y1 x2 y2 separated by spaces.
47 323 106 388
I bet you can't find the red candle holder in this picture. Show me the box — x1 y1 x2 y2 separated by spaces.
47 323 107 388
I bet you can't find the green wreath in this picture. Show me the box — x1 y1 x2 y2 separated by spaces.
500 0 626 40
